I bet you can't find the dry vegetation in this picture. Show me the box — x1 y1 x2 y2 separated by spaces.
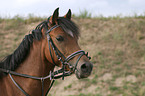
0 15 145 96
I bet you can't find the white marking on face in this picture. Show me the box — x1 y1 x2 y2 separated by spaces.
67 30 74 37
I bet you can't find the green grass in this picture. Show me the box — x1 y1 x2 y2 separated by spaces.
64 84 72 90
73 9 92 18
24 14 46 24
68 93 102 96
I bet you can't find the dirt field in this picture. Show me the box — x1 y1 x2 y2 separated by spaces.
0 16 145 96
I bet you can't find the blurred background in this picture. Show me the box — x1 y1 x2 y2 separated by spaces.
0 0 145 17
0 0 145 96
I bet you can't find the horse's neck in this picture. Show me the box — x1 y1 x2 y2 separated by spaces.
4 40 54 96
16 41 51 76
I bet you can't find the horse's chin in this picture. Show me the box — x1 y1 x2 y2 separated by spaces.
75 70 91 79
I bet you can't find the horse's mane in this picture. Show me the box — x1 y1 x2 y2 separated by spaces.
0 22 44 78
0 17 79 78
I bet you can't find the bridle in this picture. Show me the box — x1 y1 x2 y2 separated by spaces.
46 24 91 77
0 24 91 96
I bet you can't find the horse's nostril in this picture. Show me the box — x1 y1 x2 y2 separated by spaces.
81 64 87 69
76 62 93 79
81 63 88 72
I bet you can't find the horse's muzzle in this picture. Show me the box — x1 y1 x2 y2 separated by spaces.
75 62 93 79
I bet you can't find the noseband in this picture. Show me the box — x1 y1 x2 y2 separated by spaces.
0 24 91 96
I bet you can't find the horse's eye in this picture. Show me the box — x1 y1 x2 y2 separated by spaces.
56 36 64 41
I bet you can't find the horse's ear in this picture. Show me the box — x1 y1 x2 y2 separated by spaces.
49 8 59 25
64 9 71 20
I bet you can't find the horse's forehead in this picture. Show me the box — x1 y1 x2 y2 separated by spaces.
56 27 74 38
66 29 74 37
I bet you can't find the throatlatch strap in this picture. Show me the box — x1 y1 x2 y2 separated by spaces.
45 80 55 96
9 74 29 96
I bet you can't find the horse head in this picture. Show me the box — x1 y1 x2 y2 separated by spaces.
41 8 93 79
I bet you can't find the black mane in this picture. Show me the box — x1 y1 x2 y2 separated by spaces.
0 26 43 78
0 17 79 78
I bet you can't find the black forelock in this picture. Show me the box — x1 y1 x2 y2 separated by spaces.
58 17 80 38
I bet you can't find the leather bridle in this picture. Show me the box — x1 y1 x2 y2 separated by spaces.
0 24 91 96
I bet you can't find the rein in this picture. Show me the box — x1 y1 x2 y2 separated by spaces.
0 24 91 96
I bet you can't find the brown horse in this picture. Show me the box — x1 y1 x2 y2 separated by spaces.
0 8 93 96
